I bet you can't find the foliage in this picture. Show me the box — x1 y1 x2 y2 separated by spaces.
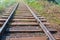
4 0 16 7
55 0 60 4
25 0 44 11
0 0 16 12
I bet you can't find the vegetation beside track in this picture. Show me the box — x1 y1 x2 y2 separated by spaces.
0 0 16 13
25 0 60 28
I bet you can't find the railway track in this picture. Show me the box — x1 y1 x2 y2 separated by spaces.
0 0 60 40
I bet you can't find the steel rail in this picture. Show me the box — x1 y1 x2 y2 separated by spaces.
0 3 19 34
23 1 56 40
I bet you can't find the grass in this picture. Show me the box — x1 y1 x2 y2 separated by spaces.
0 0 16 13
25 0 44 11
0 5 5 13
25 0 60 25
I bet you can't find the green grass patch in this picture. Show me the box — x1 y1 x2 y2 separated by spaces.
0 0 16 13
25 0 44 11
